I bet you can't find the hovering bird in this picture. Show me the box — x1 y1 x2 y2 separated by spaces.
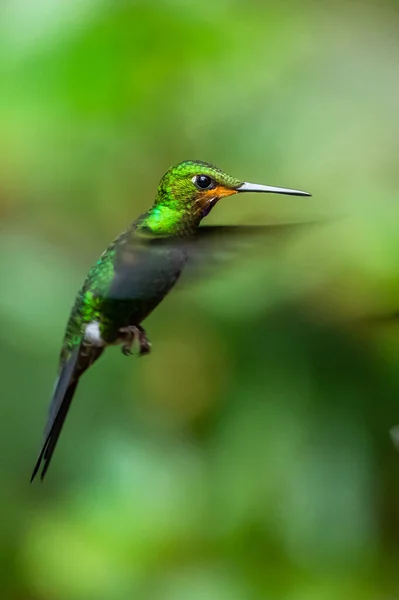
31 160 311 481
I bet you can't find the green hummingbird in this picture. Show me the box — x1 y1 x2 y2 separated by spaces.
31 160 311 481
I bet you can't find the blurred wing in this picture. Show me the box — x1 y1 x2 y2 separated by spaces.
175 221 324 285
103 220 331 300
106 236 186 302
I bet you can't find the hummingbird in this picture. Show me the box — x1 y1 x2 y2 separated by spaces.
30 160 311 481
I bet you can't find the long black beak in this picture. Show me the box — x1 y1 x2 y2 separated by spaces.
237 182 311 197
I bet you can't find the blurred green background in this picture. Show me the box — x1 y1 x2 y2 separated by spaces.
2 0 399 598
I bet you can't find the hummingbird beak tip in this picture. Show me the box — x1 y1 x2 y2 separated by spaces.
237 182 311 197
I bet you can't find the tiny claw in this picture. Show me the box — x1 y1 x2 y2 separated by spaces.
121 345 133 356
139 341 151 357
119 325 136 357
119 324 151 357
137 325 151 357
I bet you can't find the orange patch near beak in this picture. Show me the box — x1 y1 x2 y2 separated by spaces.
203 185 237 200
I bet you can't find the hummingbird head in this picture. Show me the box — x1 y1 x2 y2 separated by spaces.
146 160 311 235
157 160 242 219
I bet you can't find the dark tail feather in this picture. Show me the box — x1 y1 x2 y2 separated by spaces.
30 345 81 482
31 342 105 482
34 380 79 481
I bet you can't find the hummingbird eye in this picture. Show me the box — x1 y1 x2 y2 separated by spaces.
193 174 215 190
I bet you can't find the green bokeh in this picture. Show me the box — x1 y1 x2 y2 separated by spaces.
1 1 399 598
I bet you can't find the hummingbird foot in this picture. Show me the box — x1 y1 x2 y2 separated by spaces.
136 325 151 357
119 325 151 357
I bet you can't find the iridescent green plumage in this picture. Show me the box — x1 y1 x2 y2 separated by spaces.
62 231 126 360
31 160 311 481
61 161 243 362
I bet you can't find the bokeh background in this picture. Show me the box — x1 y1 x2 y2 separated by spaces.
2 0 399 598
